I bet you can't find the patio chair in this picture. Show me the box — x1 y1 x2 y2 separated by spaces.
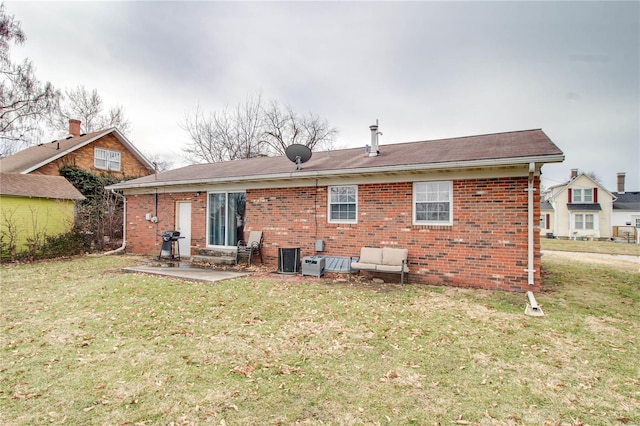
236 230 263 266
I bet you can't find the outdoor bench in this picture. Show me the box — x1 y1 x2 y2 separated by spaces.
349 247 409 284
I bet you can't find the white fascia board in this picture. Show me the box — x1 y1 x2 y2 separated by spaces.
119 166 536 195
110 154 563 192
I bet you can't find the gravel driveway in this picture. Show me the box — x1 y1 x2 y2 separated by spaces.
542 250 640 273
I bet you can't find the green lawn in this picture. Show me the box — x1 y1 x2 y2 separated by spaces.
1 255 638 425
541 238 639 256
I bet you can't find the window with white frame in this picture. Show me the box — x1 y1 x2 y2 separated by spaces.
572 188 593 203
413 181 453 225
573 213 596 230
94 148 121 171
328 185 357 223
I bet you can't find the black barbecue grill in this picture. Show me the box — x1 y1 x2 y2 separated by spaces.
158 230 184 260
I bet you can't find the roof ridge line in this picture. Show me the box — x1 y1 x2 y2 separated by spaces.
396 128 544 146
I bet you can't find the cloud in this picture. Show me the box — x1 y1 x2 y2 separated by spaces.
6 1 639 190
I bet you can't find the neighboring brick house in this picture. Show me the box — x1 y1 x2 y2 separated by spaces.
0 119 154 178
541 170 616 240
108 127 564 292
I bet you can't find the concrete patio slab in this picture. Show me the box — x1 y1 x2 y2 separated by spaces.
122 263 250 283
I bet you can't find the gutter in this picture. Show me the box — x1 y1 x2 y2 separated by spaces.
102 189 127 255
107 154 565 191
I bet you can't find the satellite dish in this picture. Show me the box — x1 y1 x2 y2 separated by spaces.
285 144 312 170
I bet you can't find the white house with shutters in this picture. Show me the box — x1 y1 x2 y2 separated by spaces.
540 170 616 240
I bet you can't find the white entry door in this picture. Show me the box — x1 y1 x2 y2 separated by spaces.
176 202 192 258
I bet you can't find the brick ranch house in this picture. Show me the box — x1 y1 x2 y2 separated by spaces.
108 128 564 292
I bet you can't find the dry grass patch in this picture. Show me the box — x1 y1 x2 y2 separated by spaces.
541 238 639 256
1 255 638 425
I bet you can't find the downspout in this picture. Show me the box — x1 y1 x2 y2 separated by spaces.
526 162 536 286
103 189 127 255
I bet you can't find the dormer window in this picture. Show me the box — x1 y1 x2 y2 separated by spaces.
94 148 121 171
572 188 593 203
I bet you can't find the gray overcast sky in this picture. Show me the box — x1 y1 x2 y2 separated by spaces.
7 1 639 191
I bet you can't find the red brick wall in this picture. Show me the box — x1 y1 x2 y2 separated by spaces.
32 134 152 178
245 177 540 292
125 192 207 255
124 176 541 292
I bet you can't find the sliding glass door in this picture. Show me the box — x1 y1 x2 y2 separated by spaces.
208 192 246 247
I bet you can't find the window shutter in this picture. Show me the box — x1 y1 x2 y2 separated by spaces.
546 214 550 229
593 188 598 203
567 188 572 203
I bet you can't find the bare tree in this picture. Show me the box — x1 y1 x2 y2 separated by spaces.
144 152 173 173
181 93 338 163
48 85 131 136
0 206 19 260
25 205 48 260
231 93 265 160
181 95 264 163
181 105 226 163
261 100 338 156
586 171 603 184
0 3 59 156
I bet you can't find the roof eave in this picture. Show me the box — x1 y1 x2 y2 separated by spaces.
108 153 564 191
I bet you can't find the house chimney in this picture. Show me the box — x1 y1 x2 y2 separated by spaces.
617 172 625 193
69 119 81 137
570 168 578 179
369 120 380 157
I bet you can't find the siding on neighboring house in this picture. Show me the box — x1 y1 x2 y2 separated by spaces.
1 173 85 254
539 201 554 237
0 196 77 251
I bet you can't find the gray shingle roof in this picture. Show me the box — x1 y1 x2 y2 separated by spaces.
109 129 563 190
0 173 85 200
567 203 602 211
612 192 640 210
0 130 106 173
540 201 553 210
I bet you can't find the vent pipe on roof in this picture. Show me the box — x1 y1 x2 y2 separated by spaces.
369 120 381 157
69 119 81 138
617 172 625 193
